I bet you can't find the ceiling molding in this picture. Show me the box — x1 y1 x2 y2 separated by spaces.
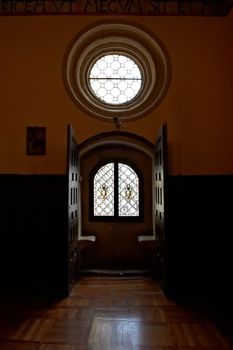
0 0 232 17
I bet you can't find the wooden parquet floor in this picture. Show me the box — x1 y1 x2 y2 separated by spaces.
0 276 231 350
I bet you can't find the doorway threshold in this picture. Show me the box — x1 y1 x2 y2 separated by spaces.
79 269 152 277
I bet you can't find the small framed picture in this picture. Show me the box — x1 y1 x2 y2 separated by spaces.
26 126 46 155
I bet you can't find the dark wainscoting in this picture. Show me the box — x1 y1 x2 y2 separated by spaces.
0 174 67 297
0 174 232 309
165 174 233 321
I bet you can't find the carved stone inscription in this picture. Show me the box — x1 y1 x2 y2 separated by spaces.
0 0 231 16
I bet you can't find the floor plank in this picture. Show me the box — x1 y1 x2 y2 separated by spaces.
0 277 231 350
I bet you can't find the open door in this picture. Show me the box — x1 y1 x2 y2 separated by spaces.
67 125 79 295
154 123 168 292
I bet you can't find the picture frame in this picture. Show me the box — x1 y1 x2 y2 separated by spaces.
26 126 46 155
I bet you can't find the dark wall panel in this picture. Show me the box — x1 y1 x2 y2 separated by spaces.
0 175 67 297
165 175 233 307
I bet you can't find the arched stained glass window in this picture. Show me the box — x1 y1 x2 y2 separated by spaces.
94 163 114 216
93 162 140 218
118 163 139 217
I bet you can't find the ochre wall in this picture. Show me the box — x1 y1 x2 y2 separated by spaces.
0 14 232 175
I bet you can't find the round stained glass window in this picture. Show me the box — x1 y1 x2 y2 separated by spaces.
89 54 142 105
64 22 171 121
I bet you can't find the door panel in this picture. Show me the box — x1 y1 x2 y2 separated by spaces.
67 125 79 294
80 144 153 272
154 123 168 289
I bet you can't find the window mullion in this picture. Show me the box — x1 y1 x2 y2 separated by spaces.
114 162 118 217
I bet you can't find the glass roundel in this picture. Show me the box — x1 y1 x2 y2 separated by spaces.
89 54 142 105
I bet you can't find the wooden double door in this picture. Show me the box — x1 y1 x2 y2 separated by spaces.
66 125 168 295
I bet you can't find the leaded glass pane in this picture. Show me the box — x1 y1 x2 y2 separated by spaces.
94 163 114 216
89 54 142 105
118 163 139 217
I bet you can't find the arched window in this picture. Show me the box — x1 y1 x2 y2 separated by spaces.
91 161 142 219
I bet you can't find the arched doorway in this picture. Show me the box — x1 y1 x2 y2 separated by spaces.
78 131 155 273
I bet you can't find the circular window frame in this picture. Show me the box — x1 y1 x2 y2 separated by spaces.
64 21 171 122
